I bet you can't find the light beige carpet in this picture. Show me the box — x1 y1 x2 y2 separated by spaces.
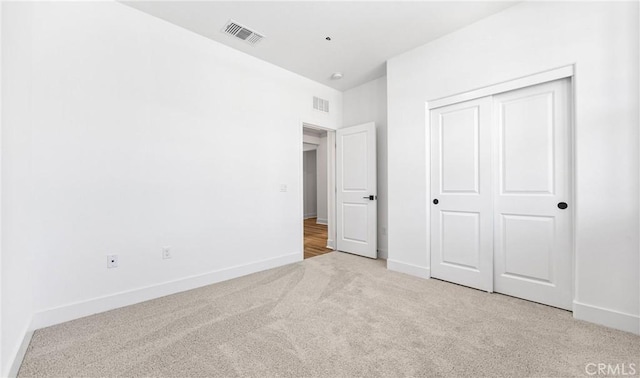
19 252 640 377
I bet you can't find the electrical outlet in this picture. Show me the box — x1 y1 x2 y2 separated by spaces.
107 254 118 269
162 246 172 260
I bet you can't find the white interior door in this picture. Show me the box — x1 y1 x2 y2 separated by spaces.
336 122 377 258
492 79 572 310
430 97 493 292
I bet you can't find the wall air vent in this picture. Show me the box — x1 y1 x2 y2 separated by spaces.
313 96 330 113
222 20 264 46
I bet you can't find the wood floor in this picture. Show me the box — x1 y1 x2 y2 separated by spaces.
304 218 333 259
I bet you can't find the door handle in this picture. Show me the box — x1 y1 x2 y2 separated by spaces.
433 199 439 205
557 202 568 209
362 195 376 200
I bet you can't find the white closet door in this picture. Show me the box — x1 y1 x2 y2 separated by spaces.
430 97 493 292
492 79 572 310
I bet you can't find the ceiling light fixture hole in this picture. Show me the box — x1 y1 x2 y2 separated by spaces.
325 37 331 41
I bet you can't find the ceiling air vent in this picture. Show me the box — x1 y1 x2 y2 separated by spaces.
313 96 330 113
222 20 264 46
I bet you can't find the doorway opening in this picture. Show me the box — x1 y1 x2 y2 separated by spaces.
302 125 335 259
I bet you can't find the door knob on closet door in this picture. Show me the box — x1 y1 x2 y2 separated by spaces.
433 199 439 205
557 202 568 209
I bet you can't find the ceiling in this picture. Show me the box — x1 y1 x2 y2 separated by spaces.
122 1 518 91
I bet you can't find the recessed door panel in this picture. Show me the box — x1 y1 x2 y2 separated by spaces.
341 132 368 191
342 203 368 243
441 107 479 193
501 214 554 283
501 93 554 194
441 211 480 270
430 97 493 292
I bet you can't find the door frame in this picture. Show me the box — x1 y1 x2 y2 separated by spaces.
300 122 337 258
425 65 576 304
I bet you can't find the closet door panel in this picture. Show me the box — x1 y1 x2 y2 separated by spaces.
430 97 493 292
493 78 572 310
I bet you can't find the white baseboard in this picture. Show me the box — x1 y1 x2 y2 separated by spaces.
7 328 33 378
573 300 640 335
303 213 317 219
377 248 388 260
316 218 328 225
387 259 431 279
31 252 301 331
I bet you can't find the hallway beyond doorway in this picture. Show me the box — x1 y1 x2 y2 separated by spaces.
304 218 332 259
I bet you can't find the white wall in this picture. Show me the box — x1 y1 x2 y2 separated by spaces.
0 1 3 373
303 150 317 218
387 1 639 333
1 3 35 376
1 1 342 371
316 135 328 224
343 76 388 259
